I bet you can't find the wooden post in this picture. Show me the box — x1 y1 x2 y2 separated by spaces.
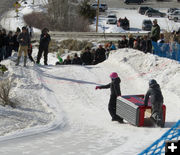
96 0 100 33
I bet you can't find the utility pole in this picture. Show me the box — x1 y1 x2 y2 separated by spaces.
96 0 100 32
32 0 34 5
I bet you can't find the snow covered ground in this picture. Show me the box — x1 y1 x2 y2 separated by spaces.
0 1 179 154
0 48 180 154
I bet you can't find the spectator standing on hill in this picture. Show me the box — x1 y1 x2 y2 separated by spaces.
1 29 8 60
6 31 14 58
0 30 3 62
81 47 92 65
36 28 51 65
27 25 33 38
151 19 160 42
16 26 30 67
13 28 21 52
118 35 128 48
28 44 35 63
128 34 135 48
72 53 82 65
94 45 106 64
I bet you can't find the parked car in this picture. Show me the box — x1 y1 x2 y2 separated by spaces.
124 0 144 5
91 3 108 12
117 17 130 30
167 8 180 14
145 8 166 17
106 18 117 24
106 14 117 24
138 6 152 15
168 10 180 22
142 19 152 31
107 14 117 19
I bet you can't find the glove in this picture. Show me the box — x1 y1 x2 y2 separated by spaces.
95 86 101 90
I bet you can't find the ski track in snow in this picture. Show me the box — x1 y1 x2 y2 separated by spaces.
0 48 179 154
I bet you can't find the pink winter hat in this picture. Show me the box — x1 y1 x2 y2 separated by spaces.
110 72 118 79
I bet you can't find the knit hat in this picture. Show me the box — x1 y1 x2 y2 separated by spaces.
110 72 118 79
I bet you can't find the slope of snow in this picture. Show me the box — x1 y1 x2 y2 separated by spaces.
0 51 65 141
0 48 179 154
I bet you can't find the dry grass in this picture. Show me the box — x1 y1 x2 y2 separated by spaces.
60 39 93 51
0 78 15 108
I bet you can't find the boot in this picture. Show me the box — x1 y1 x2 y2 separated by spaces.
16 56 20 66
24 56 27 67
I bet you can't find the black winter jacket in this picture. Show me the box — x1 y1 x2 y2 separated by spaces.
100 77 121 97
39 33 51 49
81 51 92 65
72 57 82 65
95 48 106 63
144 83 163 106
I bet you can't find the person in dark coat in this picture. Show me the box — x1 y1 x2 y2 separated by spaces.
13 28 21 52
95 72 123 123
118 35 128 48
0 30 3 62
72 53 82 65
94 45 106 64
36 28 51 65
81 47 92 65
144 79 164 127
28 44 35 63
128 34 135 48
151 19 160 42
145 33 152 53
63 55 72 65
1 29 8 60
6 31 14 58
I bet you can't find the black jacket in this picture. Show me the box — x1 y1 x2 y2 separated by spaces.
39 33 51 49
100 77 121 97
144 83 163 106
72 57 82 65
95 48 106 63
81 51 92 65
128 38 134 48
13 34 19 49
118 39 128 48
63 59 71 65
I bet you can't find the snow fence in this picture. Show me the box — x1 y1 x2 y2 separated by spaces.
139 120 180 155
152 41 180 62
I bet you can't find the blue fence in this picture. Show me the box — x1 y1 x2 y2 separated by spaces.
139 120 180 155
152 41 180 62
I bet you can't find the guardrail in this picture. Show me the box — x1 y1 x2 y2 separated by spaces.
48 32 148 39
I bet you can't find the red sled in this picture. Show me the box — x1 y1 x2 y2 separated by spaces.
116 95 166 127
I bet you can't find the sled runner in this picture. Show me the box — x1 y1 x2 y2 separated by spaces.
116 95 166 127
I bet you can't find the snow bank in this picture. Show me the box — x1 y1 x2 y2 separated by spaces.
0 51 65 141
